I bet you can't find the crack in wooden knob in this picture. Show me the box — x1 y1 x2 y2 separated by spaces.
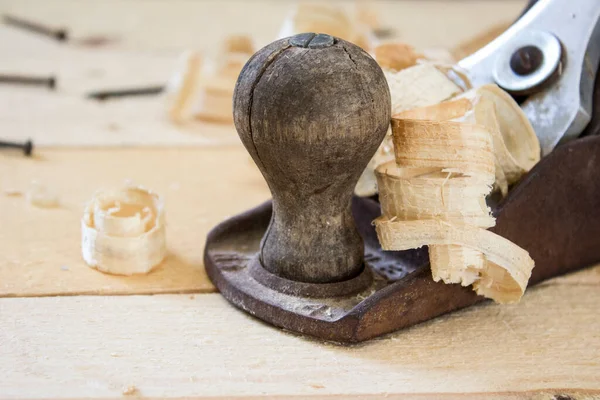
233 34 391 284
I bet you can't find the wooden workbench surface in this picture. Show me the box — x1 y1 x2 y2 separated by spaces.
1 0 599 399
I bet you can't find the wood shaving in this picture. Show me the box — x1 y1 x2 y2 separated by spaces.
376 218 534 303
27 181 59 208
374 42 424 72
81 186 166 276
278 3 375 51
224 34 254 54
194 36 254 123
122 385 138 396
355 63 462 196
3 188 23 197
455 84 540 194
375 98 535 304
166 50 203 123
386 64 463 115
193 76 237 124
395 84 540 195
166 35 254 124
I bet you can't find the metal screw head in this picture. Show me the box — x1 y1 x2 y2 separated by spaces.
493 30 562 95
289 33 335 49
510 45 544 76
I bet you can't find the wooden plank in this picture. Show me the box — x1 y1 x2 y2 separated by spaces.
0 0 526 52
1 278 599 399
0 37 240 147
2 145 596 298
0 0 526 146
0 147 270 297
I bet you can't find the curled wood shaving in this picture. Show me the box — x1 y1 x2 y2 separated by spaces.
166 51 203 123
375 100 535 303
395 84 540 195
81 186 166 276
374 42 424 72
166 36 254 125
386 64 462 115
193 37 254 124
455 84 540 193
278 3 375 51
224 35 254 55
193 76 237 124
375 218 534 302
355 64 462 196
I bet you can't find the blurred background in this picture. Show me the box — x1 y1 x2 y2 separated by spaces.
0 0 527 148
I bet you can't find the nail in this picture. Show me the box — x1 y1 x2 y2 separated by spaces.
0 74 56 90
373 27 395 39
86 85 165 101
0 139 33 156
3 14 68 42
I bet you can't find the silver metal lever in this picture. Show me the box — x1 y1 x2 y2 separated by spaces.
459 0 600 156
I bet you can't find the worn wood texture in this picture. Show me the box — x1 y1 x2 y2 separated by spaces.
1 282 599 399
0 147 270 297
233 35 390 283
4 0 598 398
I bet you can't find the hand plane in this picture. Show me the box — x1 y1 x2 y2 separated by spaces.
204 0 600 343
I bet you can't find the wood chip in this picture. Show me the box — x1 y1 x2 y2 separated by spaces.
374 42 424 72
224 34 254 54
278 3 374 51
122 385 138 396
166 50 203 123
81 186 166 276
166 36 254 125
3 188 23 197
193 36 254 124
27 181 59 208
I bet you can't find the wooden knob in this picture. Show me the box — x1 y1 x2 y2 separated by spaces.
233 33 391 283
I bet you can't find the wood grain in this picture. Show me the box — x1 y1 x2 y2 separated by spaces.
0 0 525 146
3 1 598 398
0 0 525 52
1 280 599 399
0 147 270 297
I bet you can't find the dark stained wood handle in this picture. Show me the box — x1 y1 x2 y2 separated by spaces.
233 33 391 284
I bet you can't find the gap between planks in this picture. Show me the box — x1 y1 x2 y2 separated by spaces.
1 283 599 399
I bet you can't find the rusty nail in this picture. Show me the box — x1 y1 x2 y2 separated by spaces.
0 139 33 156
0 74 56 90
86 85 165 101
3 14 68 42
